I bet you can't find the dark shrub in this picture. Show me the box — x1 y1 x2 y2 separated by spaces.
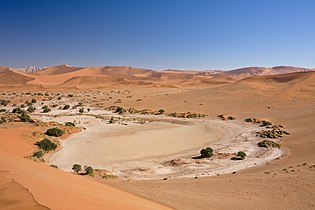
84 166 94 175
158 109 165 113
33 151 44 158
19 113 34 123
257 140 280 148
65 122 75 127
31 98 37 103
79 108 84 114
0 99 9 106
115 107 125 114
35 139 57 151
12 107 25 114
200 147 213 158
42 105 51 113
236 151 246 159
45 127 64 137
63 104 70 110
72 164 82 173
27 106 36 113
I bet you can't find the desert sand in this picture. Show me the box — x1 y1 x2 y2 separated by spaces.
0 66 314 209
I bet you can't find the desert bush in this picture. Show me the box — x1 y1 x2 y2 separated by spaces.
27 106 36 113
32 151 44 158
0 108 6 112
45 127 64 137
31 98 37 103
158 109 165 113
79 108 84 114
0 99 10 106
63 104 70 110
257 140 280 148
200 147 213 158
236 151 246 159
19 113 34 123
35 139 57 151
72 164 82 173
84 166 94 176
65 122 75 127
42 105 51 113
115 107 125 114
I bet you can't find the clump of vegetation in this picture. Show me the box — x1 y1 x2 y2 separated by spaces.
65 122 75 127
31 98 37 103
27 106 36 113
35 138 57 151
0 108 6 112
0 99 10 106
108 117 114 124
78 108 84 114
236 151 246 160
45 127 64 137
218 114 236 121
158 109 165 114
257 140 281 148
115 106 126 114
168 112 207 118
42 105 51 113
200 147 213 158
32 151 44 158
84 166 94 176
18 113 34 123
72 164 82 173
12 107 25 114
63 104 70 110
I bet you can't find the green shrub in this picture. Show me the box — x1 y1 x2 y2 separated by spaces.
12 107 25 114
63 104 70 110
158 109 165 113
79 108 84 114
115 107 125 114
236 151 246 159
19 113 34 123
257 140 281 148
84 166 94 176
31 98 37 103
0 108 6 112
35 139 57 151
72 164 82 173
45 127 64 137
42 105 51 113
65 122 75 127
0 99 9 106
200 147 213 158
27 106 36 113
32 151 44 158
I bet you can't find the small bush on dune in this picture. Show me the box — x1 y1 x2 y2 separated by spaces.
63 104 70 110
45 127 64 137
84 166 94 176
19 113 34 123
236 151 246 159
65 122 75 127
42 105 51 113
72 164 82 173
35 139 57 151
200 147 213 158
32 151 44 158
27 106 36 113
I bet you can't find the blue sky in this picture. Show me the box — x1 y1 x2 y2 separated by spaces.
0 0 314 70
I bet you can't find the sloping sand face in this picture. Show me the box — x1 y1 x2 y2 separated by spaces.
50 120 225 171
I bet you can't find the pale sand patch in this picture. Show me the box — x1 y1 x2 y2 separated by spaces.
45 114 282 180
49 119 225 171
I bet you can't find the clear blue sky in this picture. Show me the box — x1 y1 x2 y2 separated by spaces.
0 0 314 70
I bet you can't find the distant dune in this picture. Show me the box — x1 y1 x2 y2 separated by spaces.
2 64 314 87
